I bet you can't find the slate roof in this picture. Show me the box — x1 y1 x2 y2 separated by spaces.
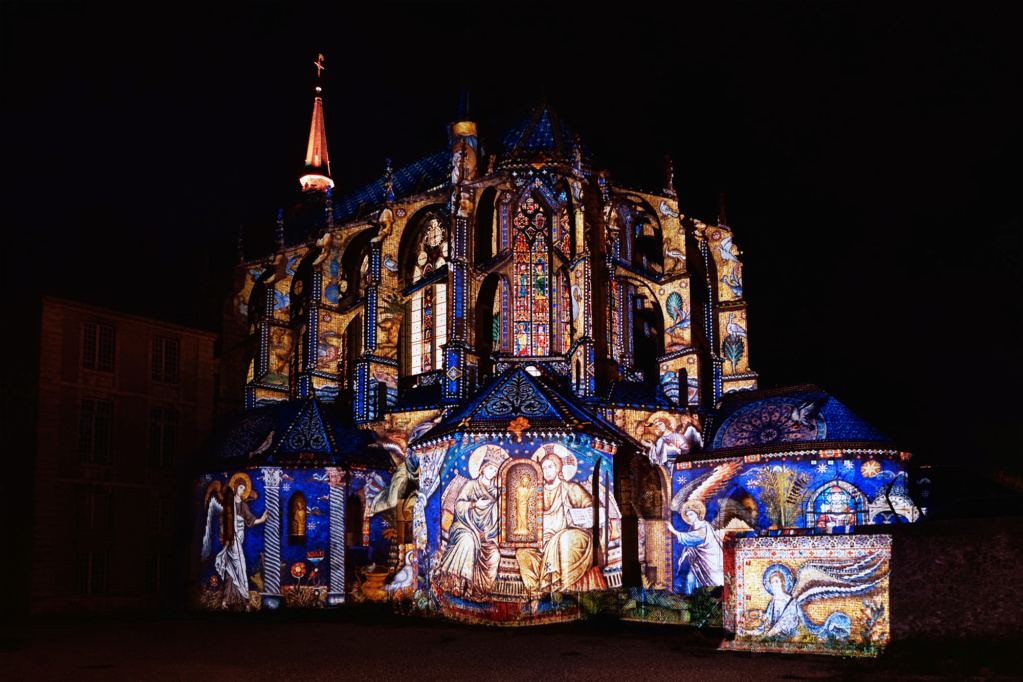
703 385 892 454
496 102 594 168
602 380 675 409
409 365 627 447
196 398 389 471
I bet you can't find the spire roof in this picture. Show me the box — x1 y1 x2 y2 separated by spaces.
300 56 333 192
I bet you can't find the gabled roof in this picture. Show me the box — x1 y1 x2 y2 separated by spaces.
704 385 892 454
196 398 388 471
409 366 626 447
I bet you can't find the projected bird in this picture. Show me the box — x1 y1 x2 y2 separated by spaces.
726 313 747 338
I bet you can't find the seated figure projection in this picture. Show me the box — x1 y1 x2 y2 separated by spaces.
516 446 594 596
435 445 508 600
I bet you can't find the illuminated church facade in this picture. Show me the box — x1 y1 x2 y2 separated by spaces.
193 65 918 625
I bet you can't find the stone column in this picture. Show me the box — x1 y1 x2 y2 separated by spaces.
260 467 283 608
326 466 347 605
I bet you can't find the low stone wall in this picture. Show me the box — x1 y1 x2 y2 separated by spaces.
889 516 1023 642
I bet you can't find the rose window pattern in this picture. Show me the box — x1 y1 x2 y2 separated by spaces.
715 398 826 449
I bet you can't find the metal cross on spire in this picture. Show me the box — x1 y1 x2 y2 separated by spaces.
314 54 325 77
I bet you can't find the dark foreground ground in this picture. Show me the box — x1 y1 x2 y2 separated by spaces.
1 607 1019 681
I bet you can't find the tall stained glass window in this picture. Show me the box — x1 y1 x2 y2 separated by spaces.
409 214 449 375
513 195 550 356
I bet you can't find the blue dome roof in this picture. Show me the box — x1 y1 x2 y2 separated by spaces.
705 385 891 452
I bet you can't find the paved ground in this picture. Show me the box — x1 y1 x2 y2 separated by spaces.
1 609 1018 681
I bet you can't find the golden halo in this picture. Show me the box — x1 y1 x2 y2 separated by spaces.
468 444 509 479
644 411 679 432
531 443 577 481
228 472 254 501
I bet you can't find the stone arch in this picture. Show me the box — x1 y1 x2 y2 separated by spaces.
338 228 378 306
624 195 663 275
475 186 498 266
396 204 449 289
474 272 506 381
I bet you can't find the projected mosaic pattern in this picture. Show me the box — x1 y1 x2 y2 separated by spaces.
723 534 891 656
666 454 915 596
421 439 622 624
195 466 394 610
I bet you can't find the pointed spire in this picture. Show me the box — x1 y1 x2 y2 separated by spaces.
300 54 334 192
664 155 676 198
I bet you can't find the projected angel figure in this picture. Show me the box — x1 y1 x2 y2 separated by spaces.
749 553 889 640
670 461 754 594
201 473 267 609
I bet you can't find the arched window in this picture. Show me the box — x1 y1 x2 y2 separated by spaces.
288 491 307 544
407 212 449 376
804 480 867 530
513 194 551 356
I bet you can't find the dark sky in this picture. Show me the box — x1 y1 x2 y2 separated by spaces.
3 3 1020 468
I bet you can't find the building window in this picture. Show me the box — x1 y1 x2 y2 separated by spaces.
409 212 449 376
79 399 113 464
83 322 115 372
513 193 551 355
74 551 107 596
410 284 447 375
77 488 110 531
149 407 178 469
146 552 173 594
152 336 180 383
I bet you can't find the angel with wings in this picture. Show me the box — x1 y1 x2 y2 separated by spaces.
201 474 267 609
750 552 889 640
670 461 754 593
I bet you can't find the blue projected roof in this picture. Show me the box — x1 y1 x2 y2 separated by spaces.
705 385 892 452
197 398 388 470
331 150 451 224
497 102 592 167
410 366 626 446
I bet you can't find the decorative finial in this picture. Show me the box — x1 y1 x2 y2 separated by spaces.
384 158 395 203
665 155 676 197
573 134 582 170
276 209 284 248
314 53 325 78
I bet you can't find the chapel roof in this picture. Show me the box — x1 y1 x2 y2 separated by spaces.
494 101 594 169
195 397 389 471
409 365 628 448
701 384 893 456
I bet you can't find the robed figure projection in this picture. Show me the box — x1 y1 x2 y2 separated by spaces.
435 445 509 599
516 445 593 596
202 473 268 608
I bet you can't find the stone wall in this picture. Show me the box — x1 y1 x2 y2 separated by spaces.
889 516 1023 641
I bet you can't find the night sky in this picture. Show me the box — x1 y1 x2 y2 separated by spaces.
3 4 1020 469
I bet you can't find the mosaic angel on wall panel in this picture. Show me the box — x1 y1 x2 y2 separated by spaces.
741 550 889 643
201 473 267 609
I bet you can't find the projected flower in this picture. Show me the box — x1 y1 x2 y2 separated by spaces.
291 562 307 579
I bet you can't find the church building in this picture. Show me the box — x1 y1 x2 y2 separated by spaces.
193 59 917 627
